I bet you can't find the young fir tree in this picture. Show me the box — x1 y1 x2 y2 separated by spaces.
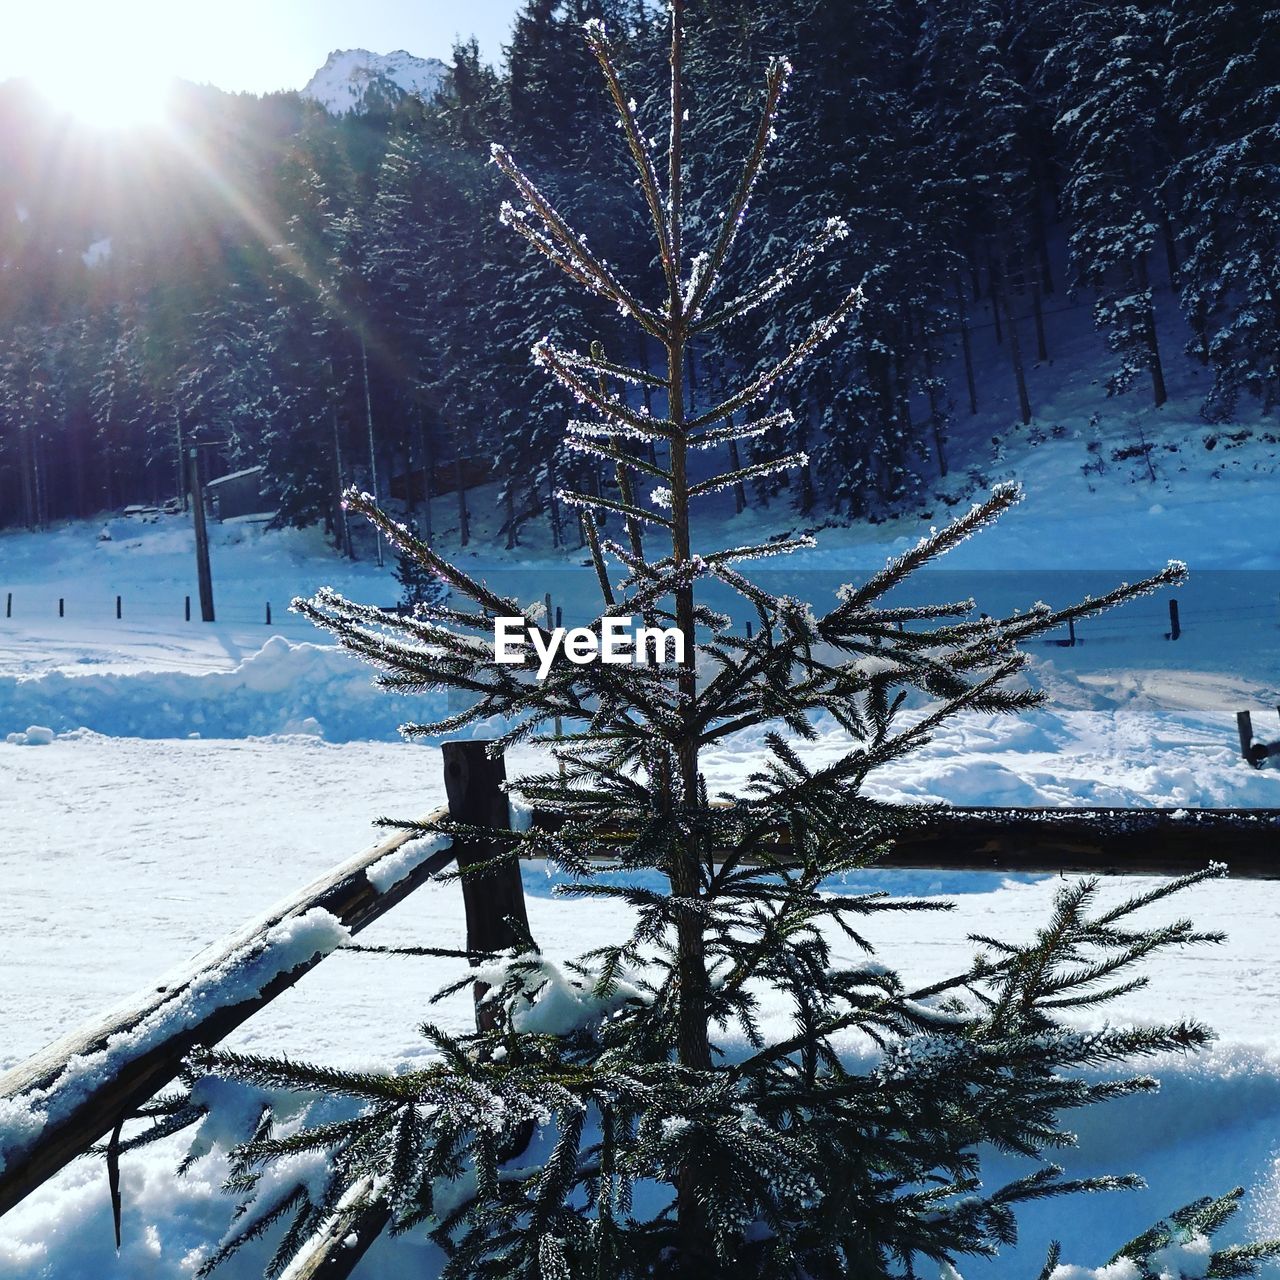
393 518 449 610
174 9 1279 1279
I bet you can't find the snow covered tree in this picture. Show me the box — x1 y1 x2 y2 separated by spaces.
393 518 449 609
258 147 358 549
1047 2 1172 408
168 9 1279 1278
1163 0 1280 419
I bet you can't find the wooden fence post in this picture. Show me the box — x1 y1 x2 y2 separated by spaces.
116 595 122 621
442 740 530 1032
1168 598 1181 640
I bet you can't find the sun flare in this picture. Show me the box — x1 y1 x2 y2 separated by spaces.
31 61 172 132
19 2 182 133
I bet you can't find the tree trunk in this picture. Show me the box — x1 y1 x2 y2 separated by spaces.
924 344 947 477
727 435 746 514
547 466 563 549
1031 173 1055 294
988 251 1003 346
455 454 470 548
19 428 36 529
331 405 353 559
1135 258 1168 408
417 412 433 543
665 0 712 1084
174 407 186 512
33 433 46 529
73 424 89 518
998 275 1033 425
1031 279 1048 361
504 486 516 550
102 426 114 515
955 278 979 415
360 332 382 568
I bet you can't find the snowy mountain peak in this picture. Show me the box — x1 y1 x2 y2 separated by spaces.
301 49 448 116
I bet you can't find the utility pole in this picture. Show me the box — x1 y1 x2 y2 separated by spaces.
188 447 215 622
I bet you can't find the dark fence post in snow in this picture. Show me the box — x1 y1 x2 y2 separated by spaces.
116 595 122 621
266 602 272 626
185 595 191 622
5 592 10 618
1237 710 1276 769
1168 598 1181 641
58 598 64 618
442 740 529 1033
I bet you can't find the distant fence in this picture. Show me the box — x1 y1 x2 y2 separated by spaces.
7 583 1280 642
0 592 405 629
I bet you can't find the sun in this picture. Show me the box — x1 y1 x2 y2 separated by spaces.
31 60 173 132
16 1 182 133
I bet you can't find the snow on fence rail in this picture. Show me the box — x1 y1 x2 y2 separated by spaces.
2 738 1278 1250
0 807 454 1220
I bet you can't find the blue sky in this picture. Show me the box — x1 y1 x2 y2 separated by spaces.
2 0 522 98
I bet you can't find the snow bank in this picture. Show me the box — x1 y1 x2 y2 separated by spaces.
5 724 54 746
0 637 444 742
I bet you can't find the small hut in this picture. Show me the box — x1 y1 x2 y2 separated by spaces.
205 466 272 522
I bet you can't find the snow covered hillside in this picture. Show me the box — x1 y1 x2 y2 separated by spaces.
301 49 448 115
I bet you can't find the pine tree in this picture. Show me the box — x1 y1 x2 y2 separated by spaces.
1164 0 1280 419
1047 1 1172 408
138 11 1280 1280
393 519 449 609
258 146 359 548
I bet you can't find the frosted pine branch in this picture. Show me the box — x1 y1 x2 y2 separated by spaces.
689 451 809 498
687 285 864 430
555 487 675 530
692 216 851 333
687 409 795 449
536 342 675 439
583 18 675 295
491 145 658 333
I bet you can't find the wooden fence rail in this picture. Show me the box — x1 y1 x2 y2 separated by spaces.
0 808 456 1220
1 737 1277 1249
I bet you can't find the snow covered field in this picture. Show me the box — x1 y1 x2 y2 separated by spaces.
3 734 1280 1277
2 383 1280 1277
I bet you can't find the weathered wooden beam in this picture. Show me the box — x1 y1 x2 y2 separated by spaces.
870 807 1280 877
278 1178 390 1280
526 806 1280 878
0 808 455 1219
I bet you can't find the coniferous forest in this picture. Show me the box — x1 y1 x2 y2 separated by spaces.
0 0 1276 545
